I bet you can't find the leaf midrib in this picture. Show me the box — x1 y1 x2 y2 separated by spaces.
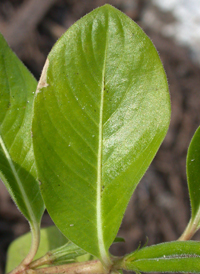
0 135 37 224
96 17 109 266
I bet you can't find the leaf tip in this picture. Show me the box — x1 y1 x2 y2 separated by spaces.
100 3 118 12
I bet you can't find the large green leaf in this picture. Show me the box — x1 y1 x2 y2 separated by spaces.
0 33 44 225
6 226 67 272
122 241 200 273
32 4 170 265
179 126 200 240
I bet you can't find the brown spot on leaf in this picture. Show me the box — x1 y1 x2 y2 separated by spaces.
36 58 49 94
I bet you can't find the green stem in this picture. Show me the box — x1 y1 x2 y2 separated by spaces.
8 221 40 274
28 253 53 269
178 218 197 241
23 222 40 265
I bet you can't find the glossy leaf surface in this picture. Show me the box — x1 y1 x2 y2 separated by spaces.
33 4 170 264
179 126 200 240
6 226 67 272
187 126 200 224
123 241 200 273
0 33 44 224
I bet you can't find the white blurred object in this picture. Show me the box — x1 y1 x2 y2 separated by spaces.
152 0 200 63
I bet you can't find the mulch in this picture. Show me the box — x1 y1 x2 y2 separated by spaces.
0 0 200 273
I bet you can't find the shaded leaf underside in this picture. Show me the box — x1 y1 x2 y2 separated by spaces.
0 33 44 224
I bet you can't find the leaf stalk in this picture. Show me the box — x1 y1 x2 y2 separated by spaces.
178 218 197 240
8 222 40 274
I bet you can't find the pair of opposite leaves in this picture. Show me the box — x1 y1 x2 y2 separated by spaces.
0 4 171 265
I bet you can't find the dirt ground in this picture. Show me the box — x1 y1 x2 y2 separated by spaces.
0 0 200 273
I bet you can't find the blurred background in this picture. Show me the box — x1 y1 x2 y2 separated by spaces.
0 0 200 273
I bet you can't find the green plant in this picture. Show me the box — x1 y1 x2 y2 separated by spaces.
1 4 200 274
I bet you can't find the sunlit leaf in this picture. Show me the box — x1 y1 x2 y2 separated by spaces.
33 4 170 265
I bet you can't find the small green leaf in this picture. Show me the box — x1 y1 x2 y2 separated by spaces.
46 242 86 264
122 241 200 273
30 241 87 268
113 237 125 244
0 33 44 225
50 237 124 264
33 4 170 266
187 126 200 225
179 126 200 240
6 226 67 272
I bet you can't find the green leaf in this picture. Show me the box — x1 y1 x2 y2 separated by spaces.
179 126 200 240
32 4 170 266
0 33 44 225
113 237 125 244
122 241 200 273
6 226 67 272
29 240 88 269
41 242 87 265
187 126 200 225
46 235 124 266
